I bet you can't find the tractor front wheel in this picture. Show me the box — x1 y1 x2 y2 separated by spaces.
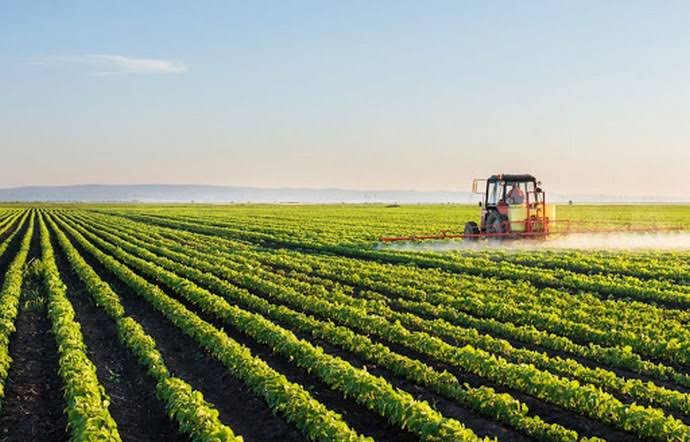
463 221 480 241
486 212 510 238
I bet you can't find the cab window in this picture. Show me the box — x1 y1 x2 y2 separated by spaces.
486 181 504 205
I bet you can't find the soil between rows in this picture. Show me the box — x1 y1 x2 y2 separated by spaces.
376 288 690 402
62 216 422 442
108 209 690 290
152 238 647 442
275 316 532 442
49 227 188 442
0 215 28 290
57 219 311 442
74 214 645 441
76 212 672 441
74 242 417 442
92 212 690 395
0 215 21 244
167 217 690 314
375 331 642 442
286 272 690 424
89 217 532 441
267 254 690 381
335 246 690 310
208 256 640 442
0 216 67 442
99 235 535 440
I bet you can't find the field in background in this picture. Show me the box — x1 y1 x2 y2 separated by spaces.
0 204 689 441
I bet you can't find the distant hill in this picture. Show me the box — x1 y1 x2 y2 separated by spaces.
0 185 476 203
0 184 686 204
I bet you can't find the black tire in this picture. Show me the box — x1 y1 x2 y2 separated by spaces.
486 212 510 238
463 221 480 241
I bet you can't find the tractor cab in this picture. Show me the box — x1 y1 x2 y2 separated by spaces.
465 174 554 238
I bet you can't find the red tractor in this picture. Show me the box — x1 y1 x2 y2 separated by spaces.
463 174 555 239
380 173 556 242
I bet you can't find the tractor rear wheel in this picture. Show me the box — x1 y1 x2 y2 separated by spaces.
486 212 510 238
463 221 480 241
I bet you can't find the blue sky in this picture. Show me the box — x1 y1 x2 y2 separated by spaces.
2 1 689 197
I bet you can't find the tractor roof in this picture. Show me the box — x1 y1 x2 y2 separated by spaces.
488 174 536 183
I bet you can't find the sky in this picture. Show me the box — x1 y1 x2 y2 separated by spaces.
1 1 689 198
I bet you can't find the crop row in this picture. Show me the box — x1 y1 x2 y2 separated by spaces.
47 214 378 442
101 210 690 343
102 209 690 308
255 246 690 367
42 212 243 442
54 213 486 442
0 211 33 406
80 210 690 387
470 249 690 286
73 212 690 420
100 209 690 385
63 211 690 441
68 211 583 441
38 213 122 440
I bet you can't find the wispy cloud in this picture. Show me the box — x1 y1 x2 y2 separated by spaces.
28 54 187 75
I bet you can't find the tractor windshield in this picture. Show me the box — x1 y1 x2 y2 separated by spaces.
506 181 534 205
486 180 536 206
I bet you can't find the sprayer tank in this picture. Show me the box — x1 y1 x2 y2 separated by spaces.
508 204 556 232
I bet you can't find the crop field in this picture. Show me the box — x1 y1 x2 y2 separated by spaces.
1 205 690 441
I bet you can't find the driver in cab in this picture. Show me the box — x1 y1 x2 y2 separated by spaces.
507 184 525 205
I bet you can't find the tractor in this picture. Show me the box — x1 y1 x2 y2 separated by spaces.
379 173 556 242
463 174 556 239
